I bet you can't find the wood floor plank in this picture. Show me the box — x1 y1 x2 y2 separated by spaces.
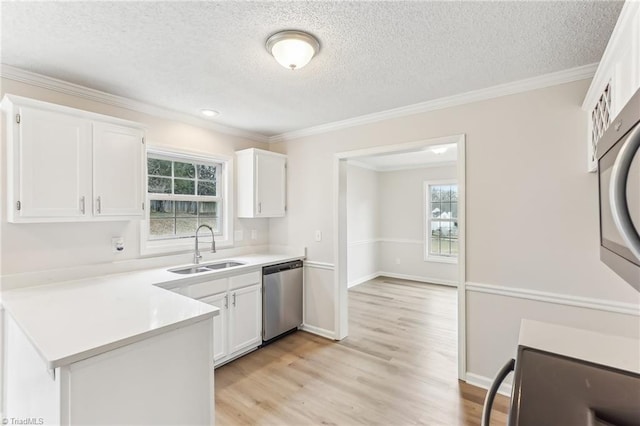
216 277 509 425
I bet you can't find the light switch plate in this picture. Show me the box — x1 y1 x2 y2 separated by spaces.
315 230 322 242
251 230 258 240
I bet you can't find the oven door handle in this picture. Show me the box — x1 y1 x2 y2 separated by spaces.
610 123 640 261
481 358 515 426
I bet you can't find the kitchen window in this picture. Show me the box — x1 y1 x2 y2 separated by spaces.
142 148 232 254
424 181 458 263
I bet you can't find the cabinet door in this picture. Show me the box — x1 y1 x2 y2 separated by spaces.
92 123 144 217
14 106 92 220
255 153 286 217
199 292 228 363
229 284 262 354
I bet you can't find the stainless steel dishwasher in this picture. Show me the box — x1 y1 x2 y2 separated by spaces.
262 260 303 344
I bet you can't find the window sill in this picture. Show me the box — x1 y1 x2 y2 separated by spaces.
424 255 458 264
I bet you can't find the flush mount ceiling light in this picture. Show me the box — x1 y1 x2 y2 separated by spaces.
266 30 320 71
201 109 219 117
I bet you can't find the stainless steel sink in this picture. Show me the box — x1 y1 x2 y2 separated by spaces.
203 261 245 270
169 261 245 275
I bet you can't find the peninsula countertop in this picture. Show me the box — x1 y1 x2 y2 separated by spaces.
1 252 304 369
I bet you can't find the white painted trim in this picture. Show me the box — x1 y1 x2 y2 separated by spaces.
347 239 379 247
456 136 467 381
336 134 465 160
465 372 512 397
346 160 379 172
378 272 458 288
300 324 337 341
376 161 457 173
378 238 423 245
582 1 640 111
303 260 335 271
466 282 640 317
0 64 268 143
348 159 457 172
334 134 467 379
348 272 380 289
271 64 597 142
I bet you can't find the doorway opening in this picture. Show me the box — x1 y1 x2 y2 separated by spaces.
333 134 467 379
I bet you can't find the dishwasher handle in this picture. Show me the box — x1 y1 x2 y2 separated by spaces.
263 260 303 275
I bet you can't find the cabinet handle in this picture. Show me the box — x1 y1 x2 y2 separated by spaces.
224 295 228 309
232 293 236 307
258 202 262 213
96 196 101 214
80 196 85 214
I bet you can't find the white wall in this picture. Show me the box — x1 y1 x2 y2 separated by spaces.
346 163 458 287
269 79 640 381
378 165 458 285
0 78 270 277
346 164 378 286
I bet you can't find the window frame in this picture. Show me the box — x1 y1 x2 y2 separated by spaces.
424 180 458 264
141 146 234 256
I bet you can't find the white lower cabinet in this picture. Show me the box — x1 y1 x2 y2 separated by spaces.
200 291 229 362
3 313 214 425
229 283 262 355
191 270 262 367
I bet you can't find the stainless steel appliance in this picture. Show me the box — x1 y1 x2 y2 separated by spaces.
262 260 303 344
482 349 640 426
597 88 640 290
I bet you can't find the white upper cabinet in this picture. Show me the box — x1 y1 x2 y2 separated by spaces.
13 106 92 219
236 148 286 218
2 95 145 222
92 123 144 217
583 2 640 172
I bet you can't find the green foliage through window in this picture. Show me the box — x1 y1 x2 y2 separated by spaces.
147 154 223 241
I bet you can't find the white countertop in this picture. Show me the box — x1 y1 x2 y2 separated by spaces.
518 319 640 374
1 252 304 369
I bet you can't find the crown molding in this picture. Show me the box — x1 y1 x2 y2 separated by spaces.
269 63 598 143
0 64 269 144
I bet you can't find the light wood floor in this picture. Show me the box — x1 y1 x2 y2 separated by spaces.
215 277 509 425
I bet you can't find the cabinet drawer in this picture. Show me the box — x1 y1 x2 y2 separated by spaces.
189 278 228 299
229 271 261 290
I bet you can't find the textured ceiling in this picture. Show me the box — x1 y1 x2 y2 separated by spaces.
0 1 623 137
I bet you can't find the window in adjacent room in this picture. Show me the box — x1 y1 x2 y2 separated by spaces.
143 148 231 254
425 181 458 262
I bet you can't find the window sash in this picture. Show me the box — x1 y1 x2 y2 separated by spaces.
147 154 222 198
426 181 458 259
146 150 227 243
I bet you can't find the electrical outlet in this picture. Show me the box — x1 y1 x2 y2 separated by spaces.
395 258 401 265
315 230 322 242
234 230 244 241
112 237 125 253
251 230 258 240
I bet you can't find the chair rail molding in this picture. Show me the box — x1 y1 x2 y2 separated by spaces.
466 282 640 317
303 261 335 271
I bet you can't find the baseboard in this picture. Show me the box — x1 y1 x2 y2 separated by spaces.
465 372 512 397
348 272 380 288
378 271 458 287
301 324 336 340
466 281 640 317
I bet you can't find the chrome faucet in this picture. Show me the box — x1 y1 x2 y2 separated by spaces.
194 224 215 264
